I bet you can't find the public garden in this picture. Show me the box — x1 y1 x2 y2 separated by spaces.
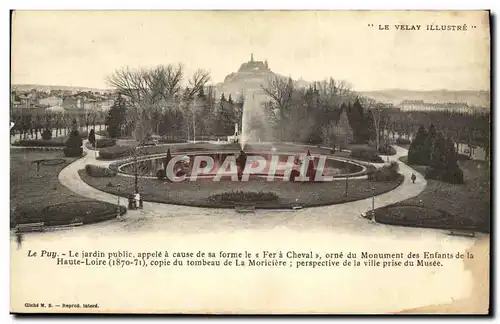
9 64 490 235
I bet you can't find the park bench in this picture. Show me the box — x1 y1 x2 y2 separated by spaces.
234 204 256 214
448 229 476 237
16 222 45 233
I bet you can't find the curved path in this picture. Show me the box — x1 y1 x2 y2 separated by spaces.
52 142 432 235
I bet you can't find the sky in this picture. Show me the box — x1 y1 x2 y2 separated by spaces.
11 10 490 91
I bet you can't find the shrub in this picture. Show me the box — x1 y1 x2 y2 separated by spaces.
425 166 464 184
156 169 166 180
98 145 131 160
378 145 396 155
208 191 279 203
368 161 400 181
41 129 52 140
66 130 83 147
350 147 384 163
95 138 116 148
85 164 117 177
64 130 83 157
306 132 323 145
14 138 66 147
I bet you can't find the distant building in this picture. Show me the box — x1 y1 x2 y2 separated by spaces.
399 100 472 114
62 96 83 109
217 53 276 98
39 96 63 107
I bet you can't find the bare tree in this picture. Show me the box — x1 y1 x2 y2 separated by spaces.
261 75 295 141
315 78 352 111
187 69 211 98
106 64 193 142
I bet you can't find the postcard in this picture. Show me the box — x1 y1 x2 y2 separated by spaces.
10 10 491 314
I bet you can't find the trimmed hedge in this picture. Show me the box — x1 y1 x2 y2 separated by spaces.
350 147 384 163
94 138 116 148
85 164 117 177
378 145 397 156
64 130 83 157
98 146 131 160
42 129 52 140
13 138 67 147
38 201 126 227
209 191 279 203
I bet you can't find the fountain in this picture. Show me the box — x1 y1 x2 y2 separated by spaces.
240 92 267 150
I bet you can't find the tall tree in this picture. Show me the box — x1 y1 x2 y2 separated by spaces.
348 98 366 143
430 132 447 170
425 123 438 164
216 93 235 135
364 109 377 143
334 106 353 151
105 94 128 138
408 125 428 165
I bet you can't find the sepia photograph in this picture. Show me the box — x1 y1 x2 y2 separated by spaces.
9 10 491 314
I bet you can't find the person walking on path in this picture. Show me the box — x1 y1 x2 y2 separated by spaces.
411 173 417 184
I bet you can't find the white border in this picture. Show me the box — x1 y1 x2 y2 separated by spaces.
2 1 497 323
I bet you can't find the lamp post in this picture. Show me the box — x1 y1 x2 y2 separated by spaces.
344 175 349 197
371 187 375 221
133 144 139 194
116 184 122 220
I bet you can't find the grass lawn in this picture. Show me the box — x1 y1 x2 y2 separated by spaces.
79 170 403 209
376 158 490 232
10 150 125 228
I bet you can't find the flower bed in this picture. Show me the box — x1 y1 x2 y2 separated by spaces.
85 164 117 177
350 147 384 163
374 205 476 231
208 191 279 204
